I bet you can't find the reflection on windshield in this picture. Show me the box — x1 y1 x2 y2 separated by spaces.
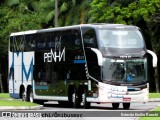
98 28 144 48
102 58 147 83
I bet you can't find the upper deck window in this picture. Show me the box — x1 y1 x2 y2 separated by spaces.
82 27 98 48
98 28 144 48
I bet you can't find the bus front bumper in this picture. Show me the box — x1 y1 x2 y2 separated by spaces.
86 82 149 103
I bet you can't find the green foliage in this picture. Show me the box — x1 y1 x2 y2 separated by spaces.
32 0 55 24
0 3 42 56
0 93 10 98
89 0 107 22
32 0 80 26
64 6 79 26
0 1 43 92
63 0 90 26
149 93 160 98
0 93 39 106
5 0 20 6
0 7 14 55
59 2 68 13
0 100 39 106
89 0 160 25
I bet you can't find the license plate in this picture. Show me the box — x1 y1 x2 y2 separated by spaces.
123 98 131 101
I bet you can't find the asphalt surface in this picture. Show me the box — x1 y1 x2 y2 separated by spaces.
0 98 160 110
0 99 160 120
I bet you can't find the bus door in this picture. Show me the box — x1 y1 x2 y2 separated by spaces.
81 27 100 95
82 28 100 80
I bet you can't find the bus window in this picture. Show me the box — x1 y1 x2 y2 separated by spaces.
25 34 37 51
10 36 14 52
98 28 144 48
10 35 25 52
60 29 86 80
36 33 48 50
102 58 147 83
46 65 60 84
48 33 55 48
66 29 80 46
82 28 97 48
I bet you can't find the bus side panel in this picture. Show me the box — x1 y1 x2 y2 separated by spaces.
9 52 34 99
33 29 87 99
9 52 16 98
22 52 34 86
9 52 22 98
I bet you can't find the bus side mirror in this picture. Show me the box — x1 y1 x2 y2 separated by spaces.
147 50 157 67
91 48 103 66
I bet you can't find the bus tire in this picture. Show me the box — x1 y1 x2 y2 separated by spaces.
112 103 119 109
68 86 80 108
22 89 26 101
83 91 90 109
28 89 34 103
27 88 46 104
123 103 130 109
72 92 80 108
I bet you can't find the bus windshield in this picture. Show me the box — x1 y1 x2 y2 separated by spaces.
98 28 144 48
102 58 147 83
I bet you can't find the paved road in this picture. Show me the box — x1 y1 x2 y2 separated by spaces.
1 101 160 120
40 101 160 120
43 101 160 111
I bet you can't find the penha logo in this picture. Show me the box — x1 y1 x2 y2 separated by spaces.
44 48 65 62
44 38 65 62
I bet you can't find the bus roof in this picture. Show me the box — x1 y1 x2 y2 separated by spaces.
10 23 139 36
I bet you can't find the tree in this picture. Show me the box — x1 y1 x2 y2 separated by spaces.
0 6 15 92
32 0 90 27
64 0 90 26
54 0 58 27
0 1 42 92
32 0 74 27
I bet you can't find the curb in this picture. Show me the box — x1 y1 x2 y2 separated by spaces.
0 105 43 110
149 98 160 102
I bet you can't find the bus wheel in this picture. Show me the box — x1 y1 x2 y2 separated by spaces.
22 90 26 101
28 89 34 103
123 103 130 109
82 92 90 109
72 92 80 108
112 103 119 109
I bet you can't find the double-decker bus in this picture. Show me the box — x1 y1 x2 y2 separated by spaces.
8 24 157 109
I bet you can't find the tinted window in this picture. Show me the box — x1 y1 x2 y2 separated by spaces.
10 28 82 52
10 35 25 52
25 34 37 51
82 28 97 48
